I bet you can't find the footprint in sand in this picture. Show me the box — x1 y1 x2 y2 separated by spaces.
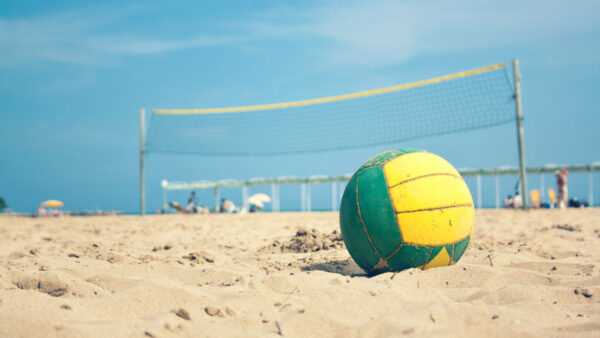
85 274 141 292
10 272 68 297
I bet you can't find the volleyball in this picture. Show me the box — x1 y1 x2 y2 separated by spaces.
339 149 474 274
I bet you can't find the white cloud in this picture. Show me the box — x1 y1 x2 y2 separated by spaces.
253 0 600 67
0 7 241 66
0 1 598 67
84 34 239 55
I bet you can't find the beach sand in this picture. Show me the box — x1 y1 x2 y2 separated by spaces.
0 209 599 337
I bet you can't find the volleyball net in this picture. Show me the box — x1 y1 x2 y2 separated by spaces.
145 63 516 156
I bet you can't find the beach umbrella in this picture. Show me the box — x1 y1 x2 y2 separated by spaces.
41 200 64 208
246 196 264 209
248 193 271 203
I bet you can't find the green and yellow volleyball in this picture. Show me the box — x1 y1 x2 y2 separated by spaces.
339 149 474 274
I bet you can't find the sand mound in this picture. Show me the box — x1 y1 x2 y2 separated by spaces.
262 227 345 253
10 272 69 297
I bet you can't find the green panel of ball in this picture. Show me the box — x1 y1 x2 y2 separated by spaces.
339 148 471 275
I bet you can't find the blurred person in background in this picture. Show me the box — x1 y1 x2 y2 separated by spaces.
556 169 568 209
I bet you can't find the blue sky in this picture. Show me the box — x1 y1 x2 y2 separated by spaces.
1 0 599 213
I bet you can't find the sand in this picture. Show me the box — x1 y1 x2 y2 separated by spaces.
0 209 599 337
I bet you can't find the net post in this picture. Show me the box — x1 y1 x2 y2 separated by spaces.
300 184 306 212
270 184 275 212
307 184 311 212
160 180 168 213
495 175 500 209
214 187 220 211
590 171 594 207
140 107 146 215
276 184 280 212
512 59 529 209
331 182 337 211
242 186 249 210
271 183 280 212
540 174 545 203
476 174 482 209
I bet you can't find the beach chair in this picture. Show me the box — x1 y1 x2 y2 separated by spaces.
530 189 541 208
548 189 557 207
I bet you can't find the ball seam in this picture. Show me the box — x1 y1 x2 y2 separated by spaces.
355 173 383 260
395 203 473 214
388 172 464 189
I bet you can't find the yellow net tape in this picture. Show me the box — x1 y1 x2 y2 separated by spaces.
153 63 505 115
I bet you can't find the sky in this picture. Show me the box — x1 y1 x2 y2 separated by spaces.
1 0 599 213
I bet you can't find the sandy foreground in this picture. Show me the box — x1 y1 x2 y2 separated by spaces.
0 210 599 337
